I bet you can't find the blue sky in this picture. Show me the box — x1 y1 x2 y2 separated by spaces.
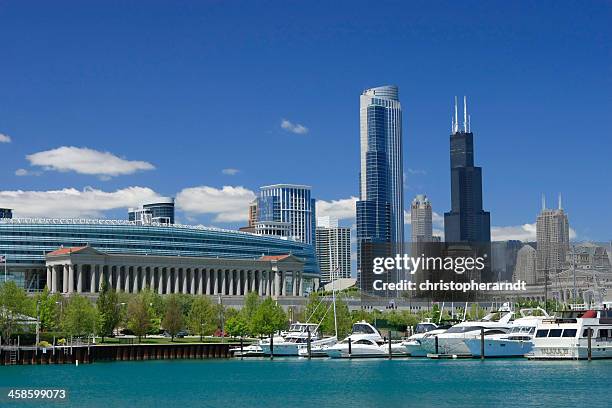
0 1 610 241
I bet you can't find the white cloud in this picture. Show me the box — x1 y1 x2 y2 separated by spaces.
316 196 358 221
491 223 577 242
176 185 256 223
0 133 12 143
0 186 161 218
406 168 427 175
221 168 240 176
26 146 155 178
15 168 41 177
281 119 308 135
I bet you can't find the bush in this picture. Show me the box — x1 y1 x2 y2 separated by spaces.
38 341 52 348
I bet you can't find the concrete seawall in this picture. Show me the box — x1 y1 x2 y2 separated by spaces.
0 343 238 365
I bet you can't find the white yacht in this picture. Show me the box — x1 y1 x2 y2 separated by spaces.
464 308 549 357
529 303 612 360
420 304 515 356
325 321 408 358
260 322 334 356
401 321 444 357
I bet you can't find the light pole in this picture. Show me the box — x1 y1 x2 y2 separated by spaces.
35 300 41 349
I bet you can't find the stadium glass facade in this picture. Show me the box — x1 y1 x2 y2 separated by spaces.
0 219 318 291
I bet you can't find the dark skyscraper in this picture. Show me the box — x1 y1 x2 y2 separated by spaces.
444 97 490 243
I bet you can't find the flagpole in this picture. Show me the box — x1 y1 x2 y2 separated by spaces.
4 253 7 282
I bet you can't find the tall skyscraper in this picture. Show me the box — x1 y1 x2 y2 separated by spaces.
411 194 433 243
356 85 404 284
536 195 570 285
444 97 490 243
315 217 351 283
258 184 316 245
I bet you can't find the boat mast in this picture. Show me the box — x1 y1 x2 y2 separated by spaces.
332 266 339 339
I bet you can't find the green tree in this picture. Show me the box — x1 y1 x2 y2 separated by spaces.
96 280 120 341
36 286 62 331
251 297 287 336
187 296 216 341
321 297 352 338
127 293 152 342
61 294 98 338
242 291 260 333
225 313 249 338
0 281 35 343
162 294 184 341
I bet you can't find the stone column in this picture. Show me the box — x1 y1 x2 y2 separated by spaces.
125 266 131 293
50 266 57 293
75 265 82 293
142 267 148 290
174 268 180 294
67 264 74 293
182 269 189 294
228 270 234 296
258 271 264 296
221 270 227 296
213 270 219 295
150 267 156 291
61 264 68 293
292 272 298 296
205 269 211 295
197 269 203 295
274 270 280 297
298 272 304 296
90 265 98 294
98 265 106 292
166 268 173 294
158 268 165 295
132 266 139 293
190 269 196 295
46 266 52 291
108 266 114 290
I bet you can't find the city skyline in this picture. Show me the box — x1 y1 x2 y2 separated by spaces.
0 2 609 242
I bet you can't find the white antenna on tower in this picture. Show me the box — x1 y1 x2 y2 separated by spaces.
468 114 471 133
453 96 459 134
558 193 562 210
541 194 546 211
463 96 468 133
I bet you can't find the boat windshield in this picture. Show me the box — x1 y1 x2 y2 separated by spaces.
352 323 376 334
415 323 437 334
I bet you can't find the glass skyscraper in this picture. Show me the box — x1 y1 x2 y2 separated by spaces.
356 85 404 282
258 184 316 245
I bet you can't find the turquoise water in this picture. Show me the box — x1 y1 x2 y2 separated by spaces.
1 358 610 408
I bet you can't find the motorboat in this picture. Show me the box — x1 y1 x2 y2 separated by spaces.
464 308 549 357
420 303 515 356
401 321 446 357
260 322 335 356
325 321 408 358
529 303 612 360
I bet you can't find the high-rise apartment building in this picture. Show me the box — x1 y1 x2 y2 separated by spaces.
356 85 404 284
258 184 316 245
315 217 351 283
444 97 490 243
536 195 570 285
411 194 433 243
513 244 537 285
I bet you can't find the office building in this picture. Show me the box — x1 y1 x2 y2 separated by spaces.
356 85 404 285
512 244 538 285
257 184 316 245
536 195 570 284
315 217 351 283
444 97 490 243
129 197 175 225
411 194 433 243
